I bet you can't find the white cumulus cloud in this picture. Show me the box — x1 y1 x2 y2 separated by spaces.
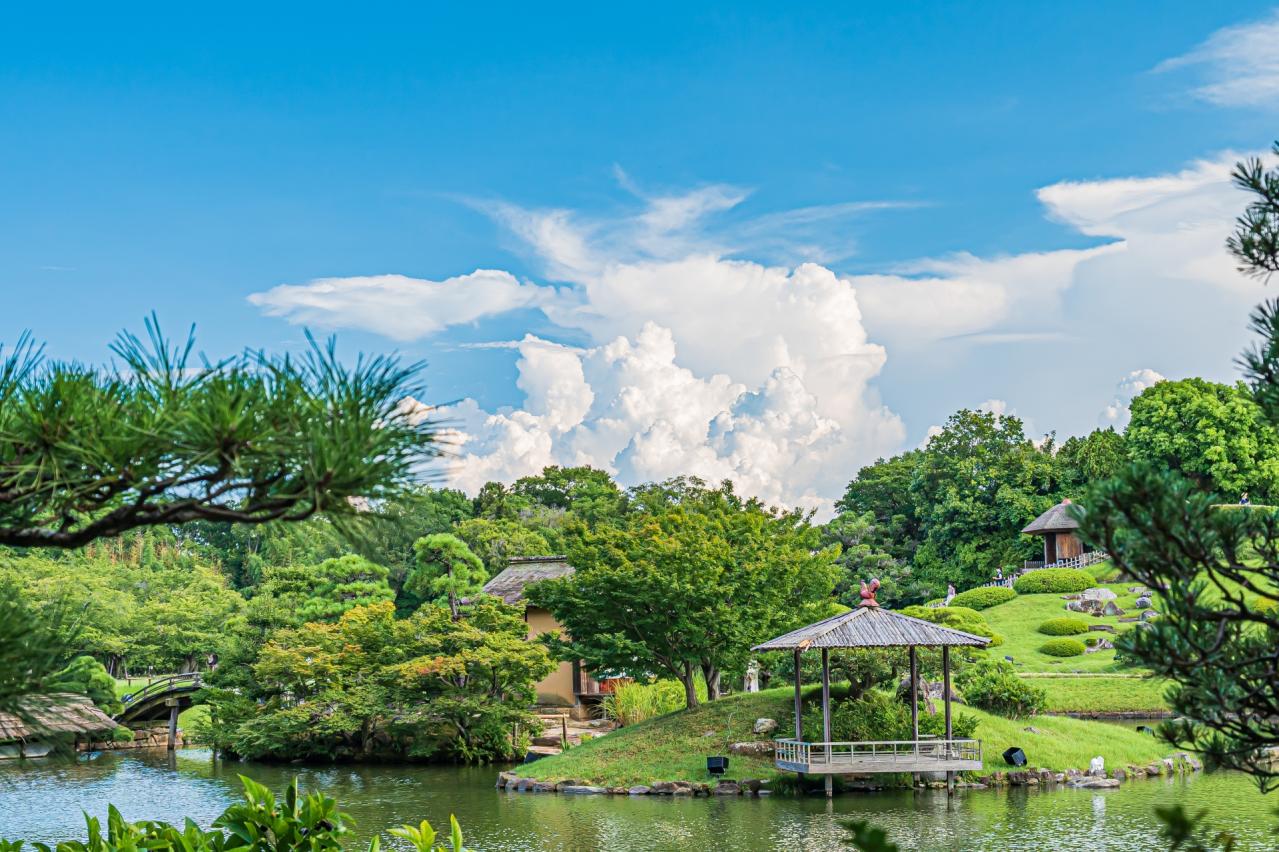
1100 369 1166 428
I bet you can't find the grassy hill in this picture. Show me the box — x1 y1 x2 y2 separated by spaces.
976 573 1170 713
519 686 1171 787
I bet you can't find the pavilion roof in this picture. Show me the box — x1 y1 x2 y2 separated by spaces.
752 606 990 651
0 693 117 742
1022 499 1082 535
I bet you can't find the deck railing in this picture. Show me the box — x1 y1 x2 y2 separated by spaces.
774 737 981 769
120 672 202 708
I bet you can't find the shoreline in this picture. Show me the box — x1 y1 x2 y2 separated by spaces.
495 751 1204 797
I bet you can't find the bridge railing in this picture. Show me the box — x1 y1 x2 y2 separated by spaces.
121 672 202 708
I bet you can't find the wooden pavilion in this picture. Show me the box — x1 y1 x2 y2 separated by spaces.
752 588 988 797
1021 498 1084 566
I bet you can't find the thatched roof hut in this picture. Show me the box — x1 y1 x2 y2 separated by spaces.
482 556 574 605
0 693 117 742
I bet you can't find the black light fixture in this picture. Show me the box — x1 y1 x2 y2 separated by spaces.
1004 656 1015 663
1136 725 1154 735
706 756 729 776
1002 746 1027 767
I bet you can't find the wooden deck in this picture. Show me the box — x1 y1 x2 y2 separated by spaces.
774 738 982 775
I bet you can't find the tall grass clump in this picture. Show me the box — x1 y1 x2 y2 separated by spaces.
600 679 707 726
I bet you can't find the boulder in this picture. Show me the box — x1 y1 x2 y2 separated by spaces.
532 782 556 793
1135 596 1152 608
1066 600 1087 613
729 741 775 757
1117 616 1140 623
672 781 694 795
1146 762 1163 776
753 718 778 735
496 771 517 789
740 779 762 794
561 785 607 795
1082 587 1119 602
1068 777 1120 788
1088 624 1116 633
608 786 629 796
713 781 741 796
1023 726 1043 735
628 785 652 796
1102 601 1125 617
1141 609 1159 622
651 781 675 795
1112 768 1127 781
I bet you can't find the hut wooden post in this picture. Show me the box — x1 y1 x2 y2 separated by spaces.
943 646 953 795
821 647 832 799
909 645 919 787
167 702 179 751
793 648 804 786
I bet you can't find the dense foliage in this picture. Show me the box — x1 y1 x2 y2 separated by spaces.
529 477 840 708
800 689 978 744
1126 377 1279 499
1038 638 1086 657
408 534 486 620
955 659 1047 718
48 656 122 716
0 776 471 852
948 586 1016 610
207 600 553 763
0 319 437 549
1012 568 1093 594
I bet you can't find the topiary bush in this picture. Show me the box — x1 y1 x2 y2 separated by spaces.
802 689 979 742
1037 617 1089 636
1039 637 1086 657
898 605 1004 646
955 659 1047 718
1013 568 1094 594
949 586 1016 610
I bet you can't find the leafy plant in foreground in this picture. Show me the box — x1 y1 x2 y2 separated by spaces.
0 776 470 852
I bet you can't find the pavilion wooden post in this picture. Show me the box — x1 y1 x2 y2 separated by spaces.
909 646 919 787
821 647 832 799
793 648 804 786
943 645 953 795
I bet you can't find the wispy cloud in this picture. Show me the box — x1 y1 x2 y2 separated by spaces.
1155 11 1279 107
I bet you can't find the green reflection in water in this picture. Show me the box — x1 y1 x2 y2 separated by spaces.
1 750 1275 851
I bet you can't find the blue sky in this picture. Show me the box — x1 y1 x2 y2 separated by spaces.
4 3 1278 511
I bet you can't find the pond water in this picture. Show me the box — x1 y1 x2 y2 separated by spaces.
2 749 1276 851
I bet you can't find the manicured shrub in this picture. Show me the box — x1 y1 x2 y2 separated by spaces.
899 605 1003 647
47 655 122 716
1013 568 1094 594
1084 636 1099 647
955 659 1047 718
949 586 1016 610
112 726 135 742
1037 617 1089 636
1039 637 1087 657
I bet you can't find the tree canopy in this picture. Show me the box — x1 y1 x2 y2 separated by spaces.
528 477 840 708
407 533 487 620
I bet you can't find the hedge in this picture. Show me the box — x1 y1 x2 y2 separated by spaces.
1013 568 1094 594
949 586 1016 610
1039 637 1087 657
1037 617 1089 636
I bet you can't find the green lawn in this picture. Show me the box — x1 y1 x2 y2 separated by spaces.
981 583 1149 674
520 685 1173 786
1022 674 1171 714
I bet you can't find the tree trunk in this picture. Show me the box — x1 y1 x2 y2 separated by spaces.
700 662 721 701
681 662 700 709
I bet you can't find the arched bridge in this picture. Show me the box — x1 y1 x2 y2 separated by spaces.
116 673 203 746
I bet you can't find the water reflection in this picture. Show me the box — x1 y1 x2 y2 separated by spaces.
0 750 1275 851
